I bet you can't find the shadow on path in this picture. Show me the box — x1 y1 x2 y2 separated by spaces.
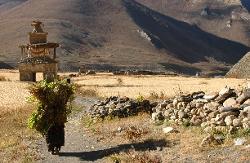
59 139 172 161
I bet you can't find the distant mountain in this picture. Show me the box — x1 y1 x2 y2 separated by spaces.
0 0 249 76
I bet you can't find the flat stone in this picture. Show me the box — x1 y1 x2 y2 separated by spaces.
162 127 175 134
234 138 247 146
243 106 250 112
219 107 240 113
223 98 237 107
191 91 205 99
204 93 219 100
219 87 233 96
236 89 250 104
243 99 250 105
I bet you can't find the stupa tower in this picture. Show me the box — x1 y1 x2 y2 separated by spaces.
19 21 59 82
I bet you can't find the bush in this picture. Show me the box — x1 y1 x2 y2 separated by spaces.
27 80 75 135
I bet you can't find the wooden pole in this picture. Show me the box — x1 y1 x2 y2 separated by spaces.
53 48 56 59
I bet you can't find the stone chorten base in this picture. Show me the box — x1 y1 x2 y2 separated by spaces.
19 57 57 82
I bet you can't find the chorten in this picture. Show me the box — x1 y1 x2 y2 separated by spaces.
19 21 59 82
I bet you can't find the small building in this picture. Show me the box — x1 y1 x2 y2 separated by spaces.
19 21 59 82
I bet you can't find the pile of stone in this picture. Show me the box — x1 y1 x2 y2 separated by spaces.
88 96 155 119
152 86 250 133
20 56 56 64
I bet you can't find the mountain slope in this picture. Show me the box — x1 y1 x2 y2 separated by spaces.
0 0 249 75
226 52 250 78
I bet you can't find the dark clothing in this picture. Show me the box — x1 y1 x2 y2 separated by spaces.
46 124 65 152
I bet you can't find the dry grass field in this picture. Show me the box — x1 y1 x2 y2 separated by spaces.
0 70 249 162
74 73 248 99
0 70 248 111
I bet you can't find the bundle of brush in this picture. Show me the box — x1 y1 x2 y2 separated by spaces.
28 80 75 154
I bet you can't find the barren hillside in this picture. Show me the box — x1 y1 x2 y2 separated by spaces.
0 0 249 75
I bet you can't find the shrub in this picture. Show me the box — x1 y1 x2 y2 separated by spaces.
27 80 75 135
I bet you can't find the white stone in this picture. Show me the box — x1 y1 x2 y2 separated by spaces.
233 118 242 127
162 127 174 134
224 115 235 126
223 98 236 107
234 138 247 146
243 106 250 112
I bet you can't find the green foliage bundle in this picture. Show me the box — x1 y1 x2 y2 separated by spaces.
27 80 75 135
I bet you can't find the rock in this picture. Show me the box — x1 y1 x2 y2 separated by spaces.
162 127 175 134
86 70 96 75
215 111 239 122
208 111 220 119
152 112 164 121
242 118 250 129
234 138 247 146
243 106 250 112
233 118 242 127
170 115 177 120
243 99 250 105
216 87 236 103
117 127 122 132
195 102 204 108
224 115 236 126
194 99 208 103
159 103 168 109
191 91 205 99
177 102 185 110
219 107 240 113
203 93 219 100
178 110 187 119
173 99 178 107
203 102 220 110
176 95 192 103
223 98 237 107
190 115 202 126
236 89 250 104
200 134 218 147
164 109 173 118
239 110 248 118
219 86 233 96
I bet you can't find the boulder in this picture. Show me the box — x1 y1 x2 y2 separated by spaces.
236 89 250 104
223 98 237 107
152 112 164 121
224 115 236 126
203 93 219 100
191 91 205 99
216 87 236 103
233 118 242 127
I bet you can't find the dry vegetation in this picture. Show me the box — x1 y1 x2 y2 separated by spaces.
0 106 40 162
0 70 249 162
74 73 248 99
84 113 250 162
